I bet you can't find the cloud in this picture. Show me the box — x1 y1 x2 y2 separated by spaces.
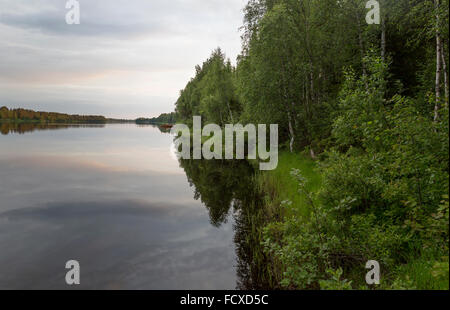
0 0 246 118
0 2 179 38
0 0 244 37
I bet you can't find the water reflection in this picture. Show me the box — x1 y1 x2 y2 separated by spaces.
136 124 172 134
0 123 272 289
0 124 236 289
0 122 105 135
179 159 255 227
177 158 274 289
0 199 234 289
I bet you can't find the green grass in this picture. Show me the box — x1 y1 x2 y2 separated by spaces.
254 151 449 290
391 253 449 290
256 151 322 219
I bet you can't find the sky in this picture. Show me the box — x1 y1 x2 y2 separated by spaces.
0 0 246 119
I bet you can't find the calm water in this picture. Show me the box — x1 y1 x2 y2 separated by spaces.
0 123 252 289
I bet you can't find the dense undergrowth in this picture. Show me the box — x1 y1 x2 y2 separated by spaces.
257 61 449 289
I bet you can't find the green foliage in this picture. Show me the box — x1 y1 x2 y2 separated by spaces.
261 56 448 290
256 152 321 219
319 268 353 290
136 112 176 124
389 253 449 290
175 48 240 127
323 55 448 238
172 0 450 290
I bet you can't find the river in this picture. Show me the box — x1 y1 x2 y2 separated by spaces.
0 123 262 289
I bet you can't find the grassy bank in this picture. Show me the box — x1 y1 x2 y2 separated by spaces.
253 151 449 290
249 151 324 289
256 151 321 219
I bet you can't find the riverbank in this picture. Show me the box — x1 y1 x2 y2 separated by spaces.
253 151 449 290
256 152 321 219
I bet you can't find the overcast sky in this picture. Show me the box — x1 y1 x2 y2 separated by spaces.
0 0 246 119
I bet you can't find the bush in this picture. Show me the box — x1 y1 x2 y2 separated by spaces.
261 56 449 290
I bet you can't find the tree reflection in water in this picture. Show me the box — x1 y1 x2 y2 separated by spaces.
178 158 277 289
0 122 105 135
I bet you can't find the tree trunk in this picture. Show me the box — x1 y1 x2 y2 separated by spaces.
434 0 442 122
226 100 234 123
310 148 317 159
381 15 386 61
287 110 295 153
441 42 449 107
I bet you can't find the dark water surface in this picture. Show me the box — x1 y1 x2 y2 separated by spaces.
0 123 250 289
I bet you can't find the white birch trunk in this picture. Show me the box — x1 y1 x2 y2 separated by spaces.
434 0 442 122
287 110 295 153
441 43 449 107
381 16 386 62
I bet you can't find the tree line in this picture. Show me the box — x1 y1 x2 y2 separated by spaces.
0 106 107 123
176 0 449 152
135 112 177 124
174 0 449 289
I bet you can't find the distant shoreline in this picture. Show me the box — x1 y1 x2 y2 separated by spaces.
1 107 175 126
0 119 132 124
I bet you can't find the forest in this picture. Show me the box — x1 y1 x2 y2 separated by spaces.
135 112 177 124
0 106 107 123
174 0 449 289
